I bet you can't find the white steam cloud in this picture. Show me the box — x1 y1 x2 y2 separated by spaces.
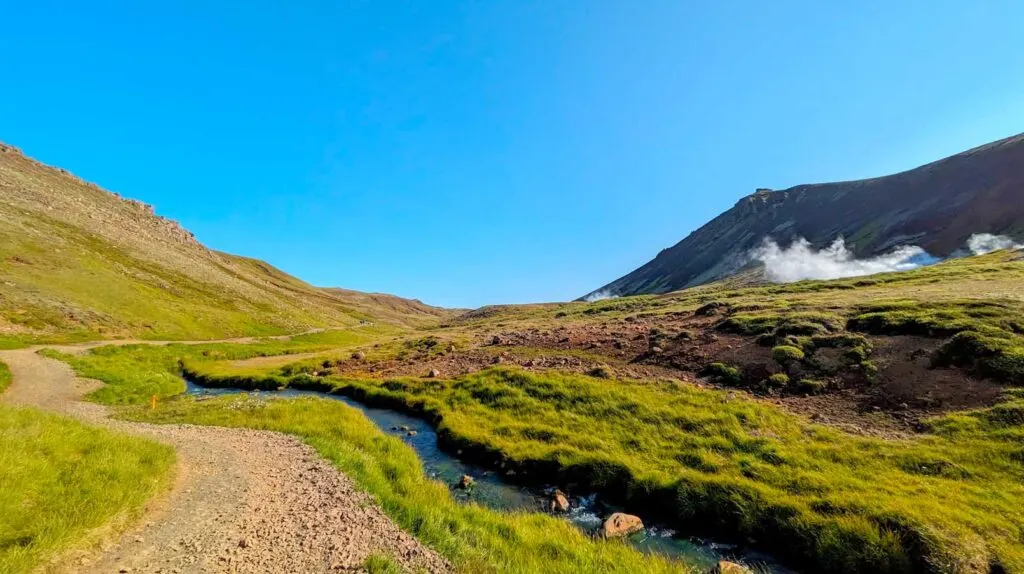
753 233 1022 284
967 233 1023 255
753 237 938 283
584 289 618 302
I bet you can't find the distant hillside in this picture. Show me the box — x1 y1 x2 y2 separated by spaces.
589 132 1024 298
0 143 447 342
324 288 460 328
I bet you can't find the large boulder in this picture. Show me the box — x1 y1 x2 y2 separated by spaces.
599 513 644 538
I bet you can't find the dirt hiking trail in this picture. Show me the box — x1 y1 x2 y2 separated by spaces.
0 341 451 574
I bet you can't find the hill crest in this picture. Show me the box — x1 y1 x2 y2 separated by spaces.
589 132 1024 298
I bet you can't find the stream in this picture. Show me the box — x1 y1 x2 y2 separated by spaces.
185 381 793 573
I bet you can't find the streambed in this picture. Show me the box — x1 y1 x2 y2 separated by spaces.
185 380 792 573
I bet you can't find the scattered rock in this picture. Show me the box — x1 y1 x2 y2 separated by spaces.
695 302 727 316
238 538 248 549
457 475 474 489
708 560 752 574
399 426 410 432
599 513 644 538
427 369 441 378
549 490 570 513
491 335 502 345
650 346 663 354
351 351 365 360
407 430 418 437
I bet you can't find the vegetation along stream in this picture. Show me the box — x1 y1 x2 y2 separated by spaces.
185 380 793 573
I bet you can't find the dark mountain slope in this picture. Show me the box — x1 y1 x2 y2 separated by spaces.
590 132 1024 297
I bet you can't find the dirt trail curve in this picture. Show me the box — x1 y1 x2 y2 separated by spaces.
0 339 451 574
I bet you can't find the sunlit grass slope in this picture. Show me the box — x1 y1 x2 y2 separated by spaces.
0 143 451 346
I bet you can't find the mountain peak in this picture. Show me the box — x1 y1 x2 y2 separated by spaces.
587 132 1024 298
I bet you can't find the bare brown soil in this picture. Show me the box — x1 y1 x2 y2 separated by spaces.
332 314 1005 439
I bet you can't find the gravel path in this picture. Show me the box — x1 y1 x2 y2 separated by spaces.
0 345 452 574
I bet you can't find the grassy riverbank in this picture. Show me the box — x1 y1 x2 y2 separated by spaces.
124 393 691 573
183 363 1024 573
49 337 1024 573
45 343 698 572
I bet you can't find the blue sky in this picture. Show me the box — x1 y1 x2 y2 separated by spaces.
2 1 1022 308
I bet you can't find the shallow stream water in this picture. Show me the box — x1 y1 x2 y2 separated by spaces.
185 381 793 573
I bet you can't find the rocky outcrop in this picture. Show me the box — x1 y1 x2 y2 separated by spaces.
586 133 1024 298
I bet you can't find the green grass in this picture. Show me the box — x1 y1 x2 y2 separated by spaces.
364 552 404 574
123 393 691 573
38 327 394 405
179 361 1024 574
0 360 10 393
0 402 175 573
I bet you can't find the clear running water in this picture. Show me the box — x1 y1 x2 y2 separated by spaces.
185 381 793 573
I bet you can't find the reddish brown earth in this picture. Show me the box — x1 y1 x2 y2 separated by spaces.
331 314 1004 439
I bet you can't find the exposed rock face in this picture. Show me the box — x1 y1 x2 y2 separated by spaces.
599 512 644 538
587 133 1024 298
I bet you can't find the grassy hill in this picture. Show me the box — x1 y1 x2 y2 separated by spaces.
0 143 451 346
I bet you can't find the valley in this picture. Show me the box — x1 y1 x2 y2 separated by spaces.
1 139 1023 574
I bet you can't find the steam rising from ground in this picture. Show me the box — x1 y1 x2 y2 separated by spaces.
968 233 1023 255
754 238 934 283
584 289 617 302
753 234 1022 283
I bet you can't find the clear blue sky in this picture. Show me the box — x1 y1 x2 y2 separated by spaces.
2 1 1022 308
